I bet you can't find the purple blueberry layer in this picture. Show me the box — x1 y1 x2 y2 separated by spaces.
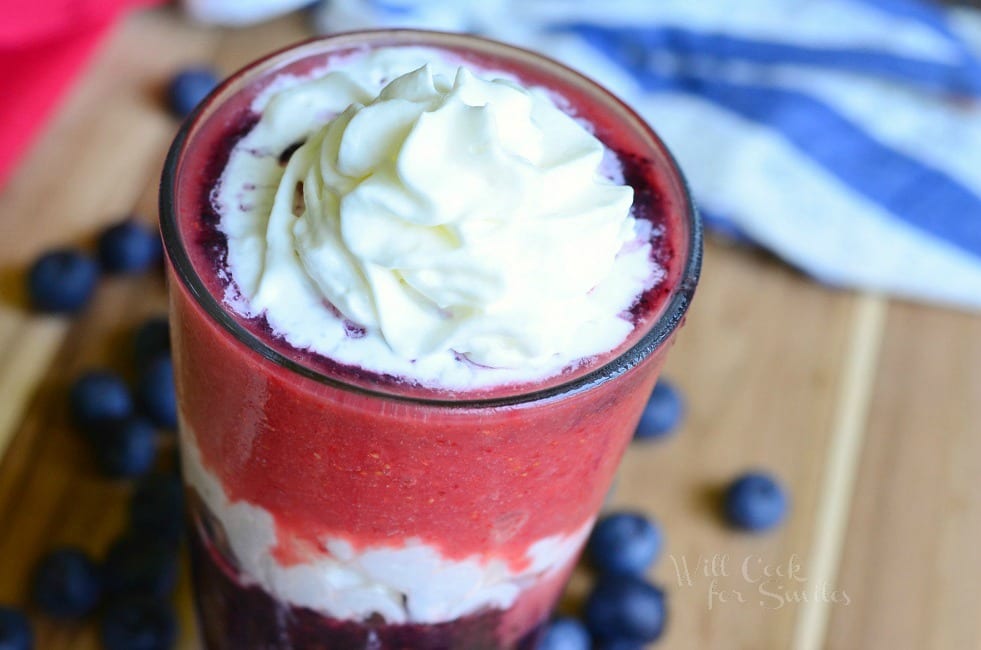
188 510 546 650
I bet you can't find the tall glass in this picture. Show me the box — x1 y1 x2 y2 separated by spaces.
160 31 701 650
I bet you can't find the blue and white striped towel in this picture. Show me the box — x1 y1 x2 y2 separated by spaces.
311 0 981 309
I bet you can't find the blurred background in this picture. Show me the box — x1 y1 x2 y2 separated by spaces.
1 1 980 649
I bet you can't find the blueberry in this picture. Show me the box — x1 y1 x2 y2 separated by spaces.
0 607 32 650
97 220 161 274
27 249 98 313
594 642 643 650
723 472 788 532
538 617 590 650
103 535 179 598
69 370 133 437
94 418 158 478
584 574 667 645
136 357 177 429
634 380 684 440
31 548 102 618
587 512 662 576
130 474 184 545
101 597 177 650
166 68 220 119
133 317 171 372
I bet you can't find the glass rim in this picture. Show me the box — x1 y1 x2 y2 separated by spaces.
159 29 703 409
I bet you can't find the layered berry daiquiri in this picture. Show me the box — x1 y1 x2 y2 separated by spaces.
161 32 699 650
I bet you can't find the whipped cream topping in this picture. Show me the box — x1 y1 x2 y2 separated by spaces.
181 417 592 624
217 47 661 388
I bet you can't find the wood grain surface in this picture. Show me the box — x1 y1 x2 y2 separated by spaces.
1 8 979 650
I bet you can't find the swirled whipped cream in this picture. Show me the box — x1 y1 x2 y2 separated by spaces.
216 47 661 388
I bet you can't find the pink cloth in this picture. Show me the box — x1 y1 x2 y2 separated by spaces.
0 0 160 188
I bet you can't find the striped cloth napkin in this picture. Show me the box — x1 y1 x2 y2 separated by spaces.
311 0 981 309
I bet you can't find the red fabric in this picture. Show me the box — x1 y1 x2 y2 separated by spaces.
0 1 162 188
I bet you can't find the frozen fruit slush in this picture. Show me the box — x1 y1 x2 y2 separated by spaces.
160 30 700 650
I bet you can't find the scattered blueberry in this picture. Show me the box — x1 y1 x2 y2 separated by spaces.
136 357 177 429
0 607 32 650
594 641 643 650
133 317 171 372
588 512 662 576
31 548 103 619
101 597 177 650
129 474 184 545
584 574 667 645
634 380 684 440
26 249 99 313
69 370 133 437
103 535 179 598
94 417 158 478
166 68 220 119
97 220 161 274
538 617 590 650
723 472 789 532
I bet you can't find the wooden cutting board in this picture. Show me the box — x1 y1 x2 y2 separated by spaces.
2 8 980 650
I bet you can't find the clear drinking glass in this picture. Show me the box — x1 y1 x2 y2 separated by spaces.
160 30 701 650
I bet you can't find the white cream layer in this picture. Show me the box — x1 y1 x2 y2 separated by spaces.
215 46 662 389
181 420 592 624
